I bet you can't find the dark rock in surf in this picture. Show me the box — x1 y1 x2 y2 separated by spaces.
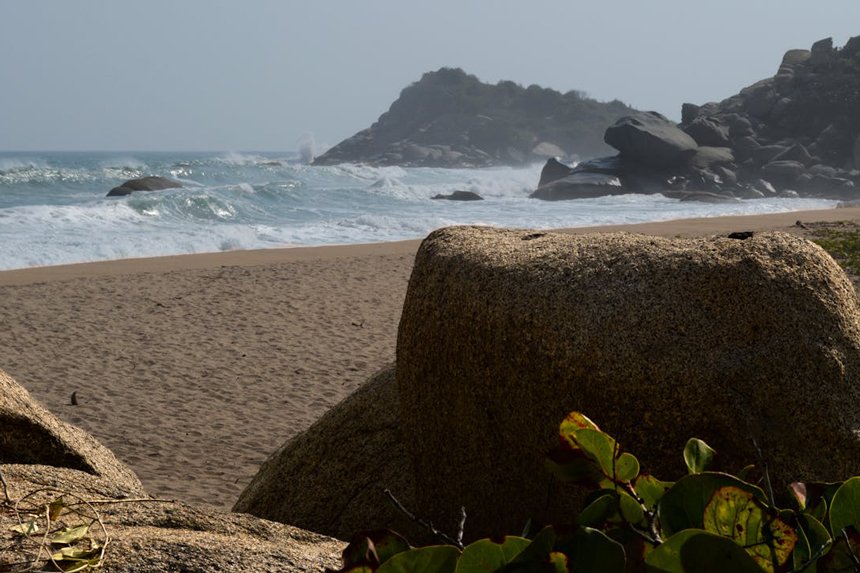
432 191 484 201
107 176 183 197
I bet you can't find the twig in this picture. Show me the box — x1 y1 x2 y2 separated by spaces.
455 505 466 548
384 489 465 550
751 438 776 509
0 467 11 504
788 536 832 573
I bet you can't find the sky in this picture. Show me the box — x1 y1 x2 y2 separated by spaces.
1 1 859 152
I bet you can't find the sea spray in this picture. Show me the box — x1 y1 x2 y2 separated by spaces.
0 150 837 270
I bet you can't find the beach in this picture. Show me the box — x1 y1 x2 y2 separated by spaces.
2 207 859 510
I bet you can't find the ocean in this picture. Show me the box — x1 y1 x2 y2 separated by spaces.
0 150 837 271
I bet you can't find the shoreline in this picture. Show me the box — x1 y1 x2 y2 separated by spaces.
2 206 860 509
2 206 856 287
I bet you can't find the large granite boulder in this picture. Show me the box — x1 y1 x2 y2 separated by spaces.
396 226 860 540
0 369 145 495
604 111 698 167
1 465 342 572
233 365 421 542
107 176 182 197
530 171 625 200
537 157 575 187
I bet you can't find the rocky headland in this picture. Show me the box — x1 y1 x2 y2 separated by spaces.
312 67 635 167
534 36 860 201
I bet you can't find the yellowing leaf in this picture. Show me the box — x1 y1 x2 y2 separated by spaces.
702 486 797 572
48 497 65 521
9 520 39 535
50 524 90 545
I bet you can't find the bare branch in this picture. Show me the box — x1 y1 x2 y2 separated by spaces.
384 489 465 549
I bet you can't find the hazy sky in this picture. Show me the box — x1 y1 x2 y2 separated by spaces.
2 1 859 152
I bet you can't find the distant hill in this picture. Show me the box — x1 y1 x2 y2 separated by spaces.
312 67 635 167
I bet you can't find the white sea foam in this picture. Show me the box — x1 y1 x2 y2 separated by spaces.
0 151 840 271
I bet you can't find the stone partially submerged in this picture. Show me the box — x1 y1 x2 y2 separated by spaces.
107 176 182 197
396 226 860 539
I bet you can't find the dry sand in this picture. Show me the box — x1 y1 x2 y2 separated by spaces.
1 207 859 510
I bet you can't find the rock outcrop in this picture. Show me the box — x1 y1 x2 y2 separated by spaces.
107 176 183 197
396 226 860 540
313 67 634 167
0 369 145 495
1 465 343 572
0 368 343 571
233 365 422 542
532 36 860 202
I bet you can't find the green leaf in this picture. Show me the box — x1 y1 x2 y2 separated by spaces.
615 452 641 483
619 490 645 525
679 531 766 573
370 531 411 565
545 449 605 486
683 438 716 475
567 428 640 483
817 529 860 572
645 530 762 573
558 412 600 449
657 472 767 538
645 529 708 573
377 545 460 573
829 477 860 537
798 513 832 563
702 485 797 572
9 520 39 536
454 537 530 573
50 546 100 561
50 524 91 545
634 475 674 510
576 493 617 527
499 525 559 571
61 558 102 573
554 527 625 573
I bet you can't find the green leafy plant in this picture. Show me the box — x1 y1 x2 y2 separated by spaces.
329 411 860 573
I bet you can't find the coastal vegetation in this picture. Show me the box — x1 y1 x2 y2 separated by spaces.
330 411 860 573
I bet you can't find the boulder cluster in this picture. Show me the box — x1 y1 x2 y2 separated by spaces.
236 226 860 543
534 37 860 202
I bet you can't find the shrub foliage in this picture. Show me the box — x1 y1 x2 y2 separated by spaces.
329 411 860 572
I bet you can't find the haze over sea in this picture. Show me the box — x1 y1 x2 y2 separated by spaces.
0 150 836 271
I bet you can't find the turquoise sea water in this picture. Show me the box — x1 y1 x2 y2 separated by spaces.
0 150 837 271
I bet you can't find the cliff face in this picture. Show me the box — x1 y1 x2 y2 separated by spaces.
313 67 635 167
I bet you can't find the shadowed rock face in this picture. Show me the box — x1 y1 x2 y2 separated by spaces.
0 370 145 495
107 176 182 197
396 226 860 540
233 365 423 542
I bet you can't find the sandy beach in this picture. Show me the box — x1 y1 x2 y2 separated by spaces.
2 207 859 510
